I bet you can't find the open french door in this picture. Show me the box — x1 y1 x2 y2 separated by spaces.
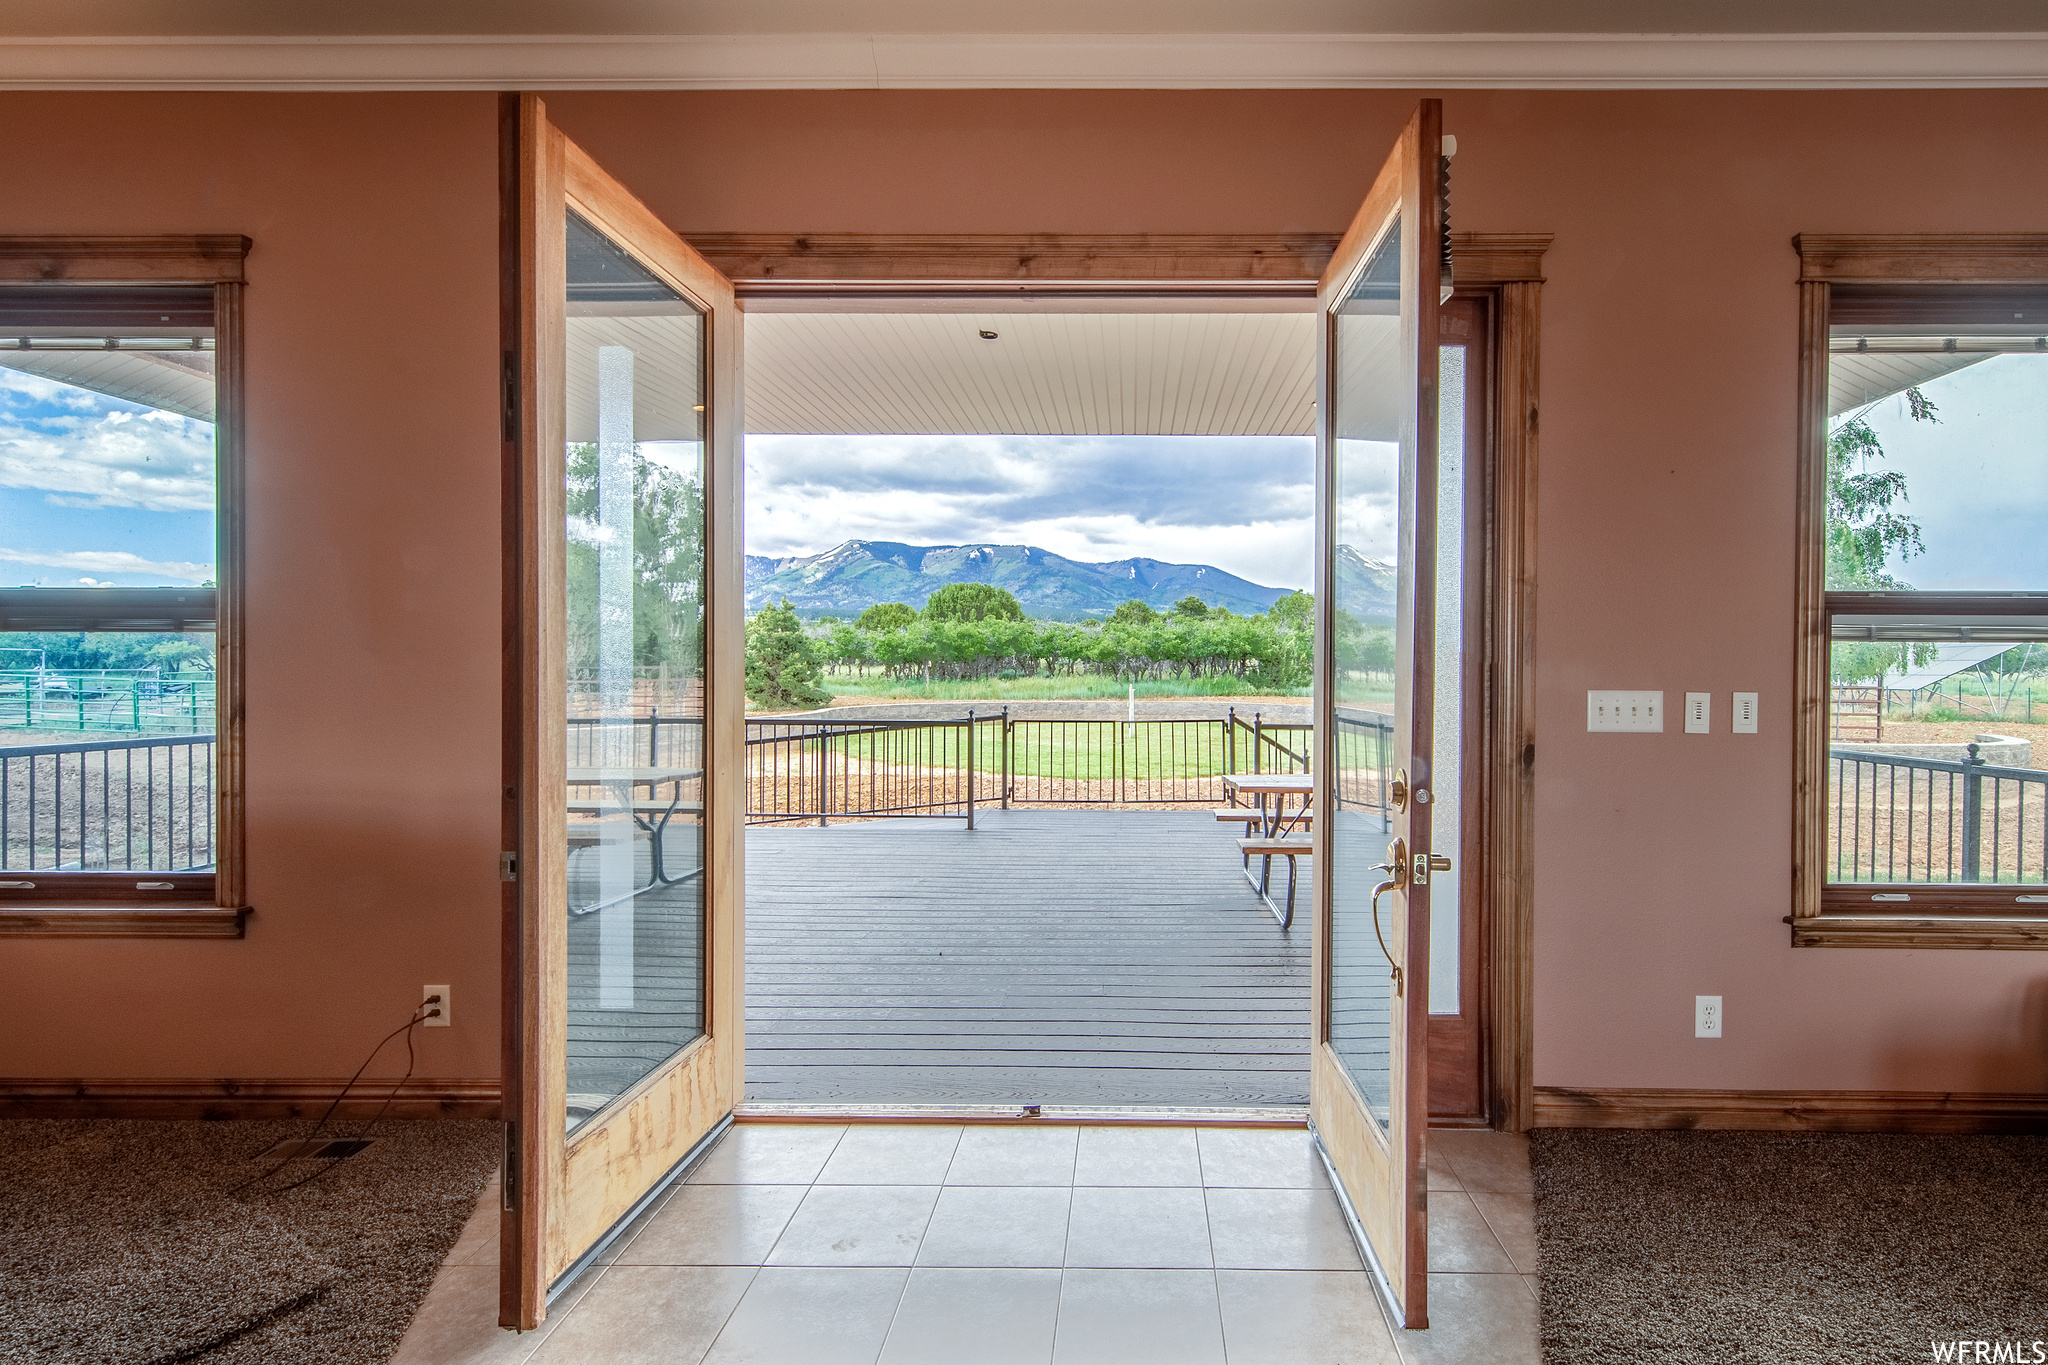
1312 98 1448 1331
501 94 746 1328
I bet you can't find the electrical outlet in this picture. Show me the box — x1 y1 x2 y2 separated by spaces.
1685 692 1710 734
423 984 451 1028
1732 692 1759 734
1695 995 1722 1038
1587 690 1664 733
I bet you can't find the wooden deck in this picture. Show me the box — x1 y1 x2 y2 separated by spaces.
743 810 1312 1107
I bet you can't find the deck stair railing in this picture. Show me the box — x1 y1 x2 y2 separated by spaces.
1831 744 2048 885
0 733 216 872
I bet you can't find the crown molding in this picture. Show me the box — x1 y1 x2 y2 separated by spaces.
2 32 2048 91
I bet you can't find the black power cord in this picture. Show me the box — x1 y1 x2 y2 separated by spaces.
230 995 442 1197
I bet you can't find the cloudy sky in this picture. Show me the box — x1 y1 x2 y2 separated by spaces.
0 369 217 586
1855 354 2048 591
746 433 1316 590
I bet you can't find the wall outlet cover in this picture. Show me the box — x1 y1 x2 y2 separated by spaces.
423 984 451 1027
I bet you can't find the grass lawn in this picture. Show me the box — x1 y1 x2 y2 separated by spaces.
818 673 1312 704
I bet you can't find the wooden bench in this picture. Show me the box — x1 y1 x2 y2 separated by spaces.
1236 836 1312 929
1214 808 1312 828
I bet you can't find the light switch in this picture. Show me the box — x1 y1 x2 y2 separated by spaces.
1587 691 1664 733
1685 693 1710 734
1732 692 1758 734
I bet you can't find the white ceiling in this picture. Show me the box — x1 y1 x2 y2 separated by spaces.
743 310 1315 436
0 351 215 421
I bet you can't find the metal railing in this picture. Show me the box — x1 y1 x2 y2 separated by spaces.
747 713 991 827
1830 744 2048 885
0 733 216 872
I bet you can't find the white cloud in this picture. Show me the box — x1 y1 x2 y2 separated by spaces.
746 433 1315 588
0 392 215 512
0 547 213 583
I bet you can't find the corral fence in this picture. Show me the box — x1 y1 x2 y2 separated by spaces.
0 733 216 872
1830 743 2048 885
0 668 215 735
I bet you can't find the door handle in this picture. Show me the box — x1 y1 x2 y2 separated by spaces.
1369 839 1407 995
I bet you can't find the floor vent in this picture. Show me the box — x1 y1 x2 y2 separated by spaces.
256 1138 376 1162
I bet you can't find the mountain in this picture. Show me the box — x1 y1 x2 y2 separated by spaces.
744 540 1297 618
1332 546 1398 625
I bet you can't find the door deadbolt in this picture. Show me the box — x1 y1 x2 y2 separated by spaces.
1389 769 1408 812
1411 852 1453 886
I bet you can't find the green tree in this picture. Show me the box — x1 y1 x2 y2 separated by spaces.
922 582 1024 623
1826 389 1939 685
857 602 917 633
1110 598 1157 626
565 442 705 676
1267 591 1313 629
745 599 831 710
1171 595 1210 618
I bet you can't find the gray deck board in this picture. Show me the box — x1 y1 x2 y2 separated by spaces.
744 809 1313 1107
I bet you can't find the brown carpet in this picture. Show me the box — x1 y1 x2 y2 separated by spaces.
1531 1130 2048 1365
0 1118 499 1365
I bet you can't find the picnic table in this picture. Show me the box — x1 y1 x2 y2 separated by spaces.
566 765 704 913
1220 772 1313 929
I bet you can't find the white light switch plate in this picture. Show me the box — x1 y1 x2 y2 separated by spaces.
1732 692 1758 734
1685 692 1710 734
1587 690 1664 733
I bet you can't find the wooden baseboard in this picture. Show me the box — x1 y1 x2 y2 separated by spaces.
0 1077 500 1120
1535 1086 2048 1134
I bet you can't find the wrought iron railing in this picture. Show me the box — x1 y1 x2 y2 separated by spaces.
0 733 216 872
1830 744 2048 885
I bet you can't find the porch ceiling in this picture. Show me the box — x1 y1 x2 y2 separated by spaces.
742 309 1315 437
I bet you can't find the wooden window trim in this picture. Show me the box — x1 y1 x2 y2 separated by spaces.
0 236 251 939
1791 233 2048 950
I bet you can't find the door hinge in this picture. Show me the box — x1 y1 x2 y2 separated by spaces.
502 1122 519 1209
501 352 518 442
500 851 519 883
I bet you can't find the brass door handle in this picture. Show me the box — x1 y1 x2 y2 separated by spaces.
1368 838 1406 995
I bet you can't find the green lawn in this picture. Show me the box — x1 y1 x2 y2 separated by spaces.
818 673 1311 703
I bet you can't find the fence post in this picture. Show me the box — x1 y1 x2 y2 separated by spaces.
1226 706 1236 775
819 725 830 828
1253 713 1263 773
1963 742 1984 882
131 685 140 732
649 706 660 766
965 710 976 831
1001 706 1010 810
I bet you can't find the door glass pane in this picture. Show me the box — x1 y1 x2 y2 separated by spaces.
1429 345 1465 1014
1328 218 1404 1122
563 212 708 1136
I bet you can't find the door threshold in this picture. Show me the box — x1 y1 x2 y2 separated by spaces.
734 1102 1307 1127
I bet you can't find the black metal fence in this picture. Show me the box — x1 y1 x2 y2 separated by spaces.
0 733 216 872
1831 745 2048 886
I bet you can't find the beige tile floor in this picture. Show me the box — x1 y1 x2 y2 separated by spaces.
391 1124 1538 1365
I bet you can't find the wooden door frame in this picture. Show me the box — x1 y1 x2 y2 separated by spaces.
681 228 1544 1135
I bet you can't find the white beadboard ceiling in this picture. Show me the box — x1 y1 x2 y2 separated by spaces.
742 310 1315 436
0 351 215 421
1827 349 1989 417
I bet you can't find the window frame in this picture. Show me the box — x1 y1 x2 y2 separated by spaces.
0 236 250 939
1792 233 2048 949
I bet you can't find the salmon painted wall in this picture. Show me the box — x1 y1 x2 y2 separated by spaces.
546 88 2048 1096
4 88 2044 1097
0 94 503 1082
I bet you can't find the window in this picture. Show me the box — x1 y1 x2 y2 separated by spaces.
0 239 246 934
1795 236 2048 947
